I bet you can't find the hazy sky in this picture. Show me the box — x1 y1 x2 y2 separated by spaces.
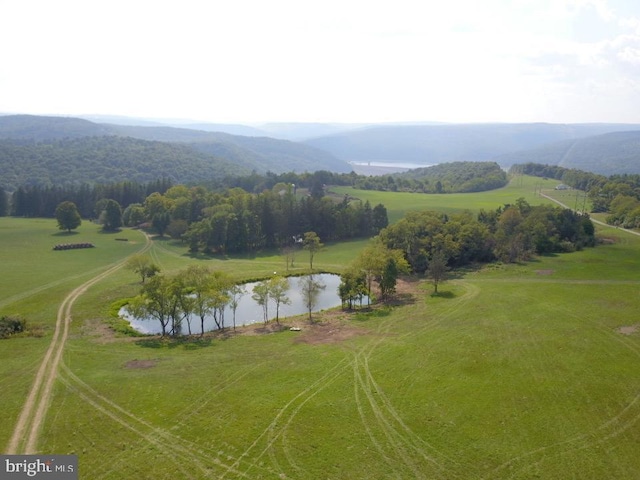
2 0 640 124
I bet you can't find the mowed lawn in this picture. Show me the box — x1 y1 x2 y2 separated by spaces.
2 177 640 479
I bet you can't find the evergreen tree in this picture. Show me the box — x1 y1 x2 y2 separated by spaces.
0 186 8 216
372 203 389 232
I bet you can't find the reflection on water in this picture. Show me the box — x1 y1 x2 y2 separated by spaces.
120 273 344 334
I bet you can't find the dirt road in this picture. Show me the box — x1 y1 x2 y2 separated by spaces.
6 234 150 454
540 192 640 238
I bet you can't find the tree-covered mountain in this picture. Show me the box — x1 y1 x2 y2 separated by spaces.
496 131 640 175
0 115 113 140
0 136 244 189
106 125 349 173
0 115 351 189
303 123 640 168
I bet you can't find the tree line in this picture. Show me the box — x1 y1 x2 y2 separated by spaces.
126 260 329 336
37 177 388 253
335 198 596 308
352 162 508 193
376 198 595 272
512 162 640 228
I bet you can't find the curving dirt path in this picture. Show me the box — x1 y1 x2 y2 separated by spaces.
540 192 640 237
5 233 151 454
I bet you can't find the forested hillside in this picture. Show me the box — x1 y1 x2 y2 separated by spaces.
304 123 640 168
0 136 244 188
0 116 350 188
498 131 640 175
107 125 349 173
354 161 507 193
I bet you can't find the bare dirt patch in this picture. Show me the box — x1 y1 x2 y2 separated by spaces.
536 269 555 275
617 325 639 336
293 320 367 345
125 359 158 369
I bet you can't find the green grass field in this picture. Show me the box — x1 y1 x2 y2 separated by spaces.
2 177 640 479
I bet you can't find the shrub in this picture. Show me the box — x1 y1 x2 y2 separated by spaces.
0 315 27 338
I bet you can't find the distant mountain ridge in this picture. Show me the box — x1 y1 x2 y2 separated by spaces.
303 123 640 174
0 115 350 190
3 115 640 186
495 130 640 175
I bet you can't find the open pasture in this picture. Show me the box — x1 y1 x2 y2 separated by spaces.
330 174 560 222
2 176 640 478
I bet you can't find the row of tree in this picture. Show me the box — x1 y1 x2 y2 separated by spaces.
511 163 640 218
10 179 173 218
112 184 386 253
376 199 595 271
354 161 508 194
126 261 329 336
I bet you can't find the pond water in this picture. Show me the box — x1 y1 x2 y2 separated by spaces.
120 273 350 335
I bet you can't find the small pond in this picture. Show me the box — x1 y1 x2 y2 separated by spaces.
120 273 354 335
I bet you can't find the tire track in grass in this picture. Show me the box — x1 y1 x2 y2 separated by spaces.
6 233 152 455
172 364 261 429
60 363 267 476
57 372 200 479
221 356 352 479
503 331 640 478
0 268 106 310
350 314 456 480
7 262 126 454
359 348 460 476
483 301 640 479
266 363 349 477
353 351 423 478
58 364 260 479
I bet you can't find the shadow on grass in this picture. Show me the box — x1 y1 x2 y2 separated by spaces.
52 231 80 237
135 336 214 350
430 290 456 299
352 307 392 322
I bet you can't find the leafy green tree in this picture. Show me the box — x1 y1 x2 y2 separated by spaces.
209 271 233 330
166 219 189 240
372 203 389 232
180 265 214 336
354 239 409 304
100 199 123 231
299 274 326 322
269 276 291 325
378 257 399 300
338 268 368 310
55 201 82 232
252 281 271 324
127 274 176 337
152 211 171 237
122 203 146 227
426 250 449 294
228 284 246 331
126 254 160 283
303 231 323 270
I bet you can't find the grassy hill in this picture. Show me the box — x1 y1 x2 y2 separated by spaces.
2 178 640 478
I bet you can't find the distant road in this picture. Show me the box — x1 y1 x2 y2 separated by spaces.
540 192 640 238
